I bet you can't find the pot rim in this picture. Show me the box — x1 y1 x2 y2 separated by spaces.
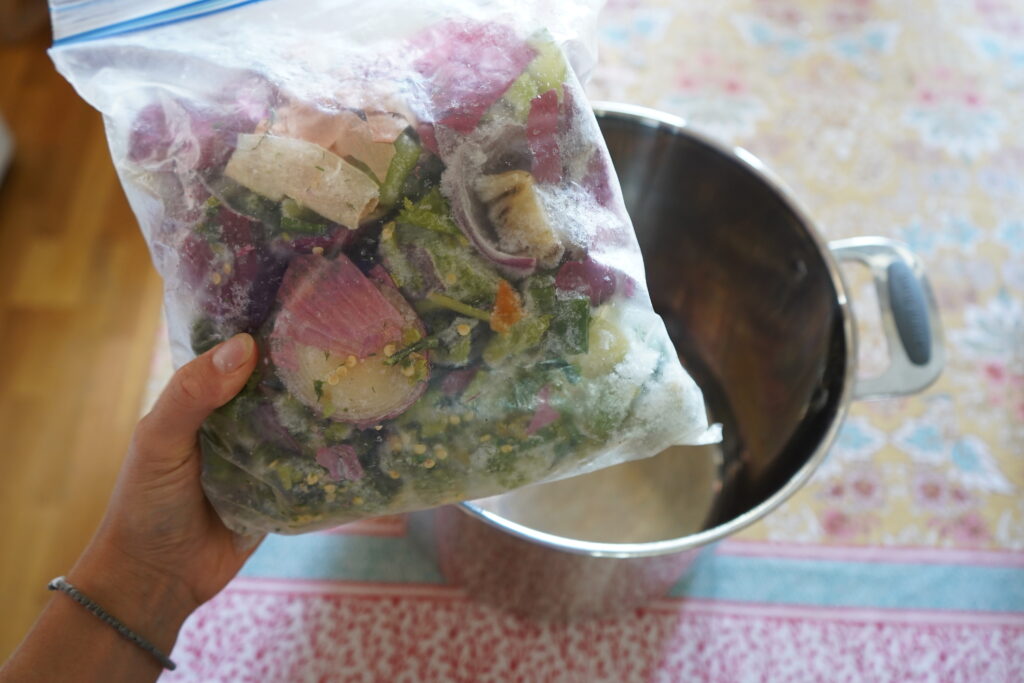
458 102 858 559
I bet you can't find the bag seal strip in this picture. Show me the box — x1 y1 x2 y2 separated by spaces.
51 0 265 46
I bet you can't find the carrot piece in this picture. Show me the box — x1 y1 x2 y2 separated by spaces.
490 279 524 333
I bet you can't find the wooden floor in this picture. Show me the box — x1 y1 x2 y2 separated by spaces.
0 30 164 660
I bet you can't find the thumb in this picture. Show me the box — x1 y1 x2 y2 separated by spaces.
139 333 257 459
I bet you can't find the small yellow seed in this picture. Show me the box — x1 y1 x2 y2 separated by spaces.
382 223 395 240
433 445 448 460
306 473 319 485
402 364 416 377
413 443 427 455
222 262 232 274
501 445 514 453
336 366 349 378
211 272 223 285
481 434 491 442
324 484 337 493
352 496 364 506
456 324 472 337
346 355 358 368
445 272 457 285
327 373 340 386
388 469 401 479
423 458 436 469
374 424 383 431
312 246 324 256
383 344 397 358
449 415 461 426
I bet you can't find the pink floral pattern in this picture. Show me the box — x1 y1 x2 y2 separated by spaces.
933 511 992 547
911 467 976 515
163 582 1024 682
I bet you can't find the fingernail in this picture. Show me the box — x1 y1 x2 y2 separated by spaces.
213 334 254 374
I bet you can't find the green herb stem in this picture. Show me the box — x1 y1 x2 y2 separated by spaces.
385 336 440 366
425 293 491 322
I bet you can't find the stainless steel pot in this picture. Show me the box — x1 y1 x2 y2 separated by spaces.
409 102 944 620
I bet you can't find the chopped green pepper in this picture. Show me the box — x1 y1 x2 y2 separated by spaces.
524 275 557 315
397 188 461 237
498 33 569 122
549 296 590 355
483 315 551 366
280 198 332 235
381 220 501 307
379 133 421 208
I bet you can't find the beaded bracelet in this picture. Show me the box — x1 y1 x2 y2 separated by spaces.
47 576 177 671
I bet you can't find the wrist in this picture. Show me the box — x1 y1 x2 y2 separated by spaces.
68 536 197 656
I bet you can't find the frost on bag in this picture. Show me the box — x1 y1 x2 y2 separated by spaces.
50 0 717 534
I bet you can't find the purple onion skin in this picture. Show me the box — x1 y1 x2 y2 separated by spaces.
128 70 272 173
128 103 176 171
128 97 265 176
270 228 353 261
252 401 305 452
416 122 440 156
525 385 560 436
129 83 287 336
554 258 619 307
527 89 562 184
561 86 616 211
441 366 479 397
581 151 615 209
178 206 288 335
412 21 536 134
316 445 364 482
558 85 576 138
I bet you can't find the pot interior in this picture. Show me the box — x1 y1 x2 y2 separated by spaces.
473 107 849 546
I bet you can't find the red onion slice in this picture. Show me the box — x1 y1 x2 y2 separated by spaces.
527 89 562 184
555 258 618 306
270 253 429 425
412 20 536 134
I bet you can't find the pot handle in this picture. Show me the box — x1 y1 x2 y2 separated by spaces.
829 237 944 400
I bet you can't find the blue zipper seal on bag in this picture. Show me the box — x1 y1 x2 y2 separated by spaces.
52 0 267 46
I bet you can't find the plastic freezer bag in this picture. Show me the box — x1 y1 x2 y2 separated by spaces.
49 0 718 534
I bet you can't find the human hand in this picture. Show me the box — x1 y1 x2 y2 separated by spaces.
68 332 261 652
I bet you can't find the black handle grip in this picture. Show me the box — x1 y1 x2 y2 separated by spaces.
887 260 932 366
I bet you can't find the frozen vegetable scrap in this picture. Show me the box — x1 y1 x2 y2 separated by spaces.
84 16 717 534
225 134 381 228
